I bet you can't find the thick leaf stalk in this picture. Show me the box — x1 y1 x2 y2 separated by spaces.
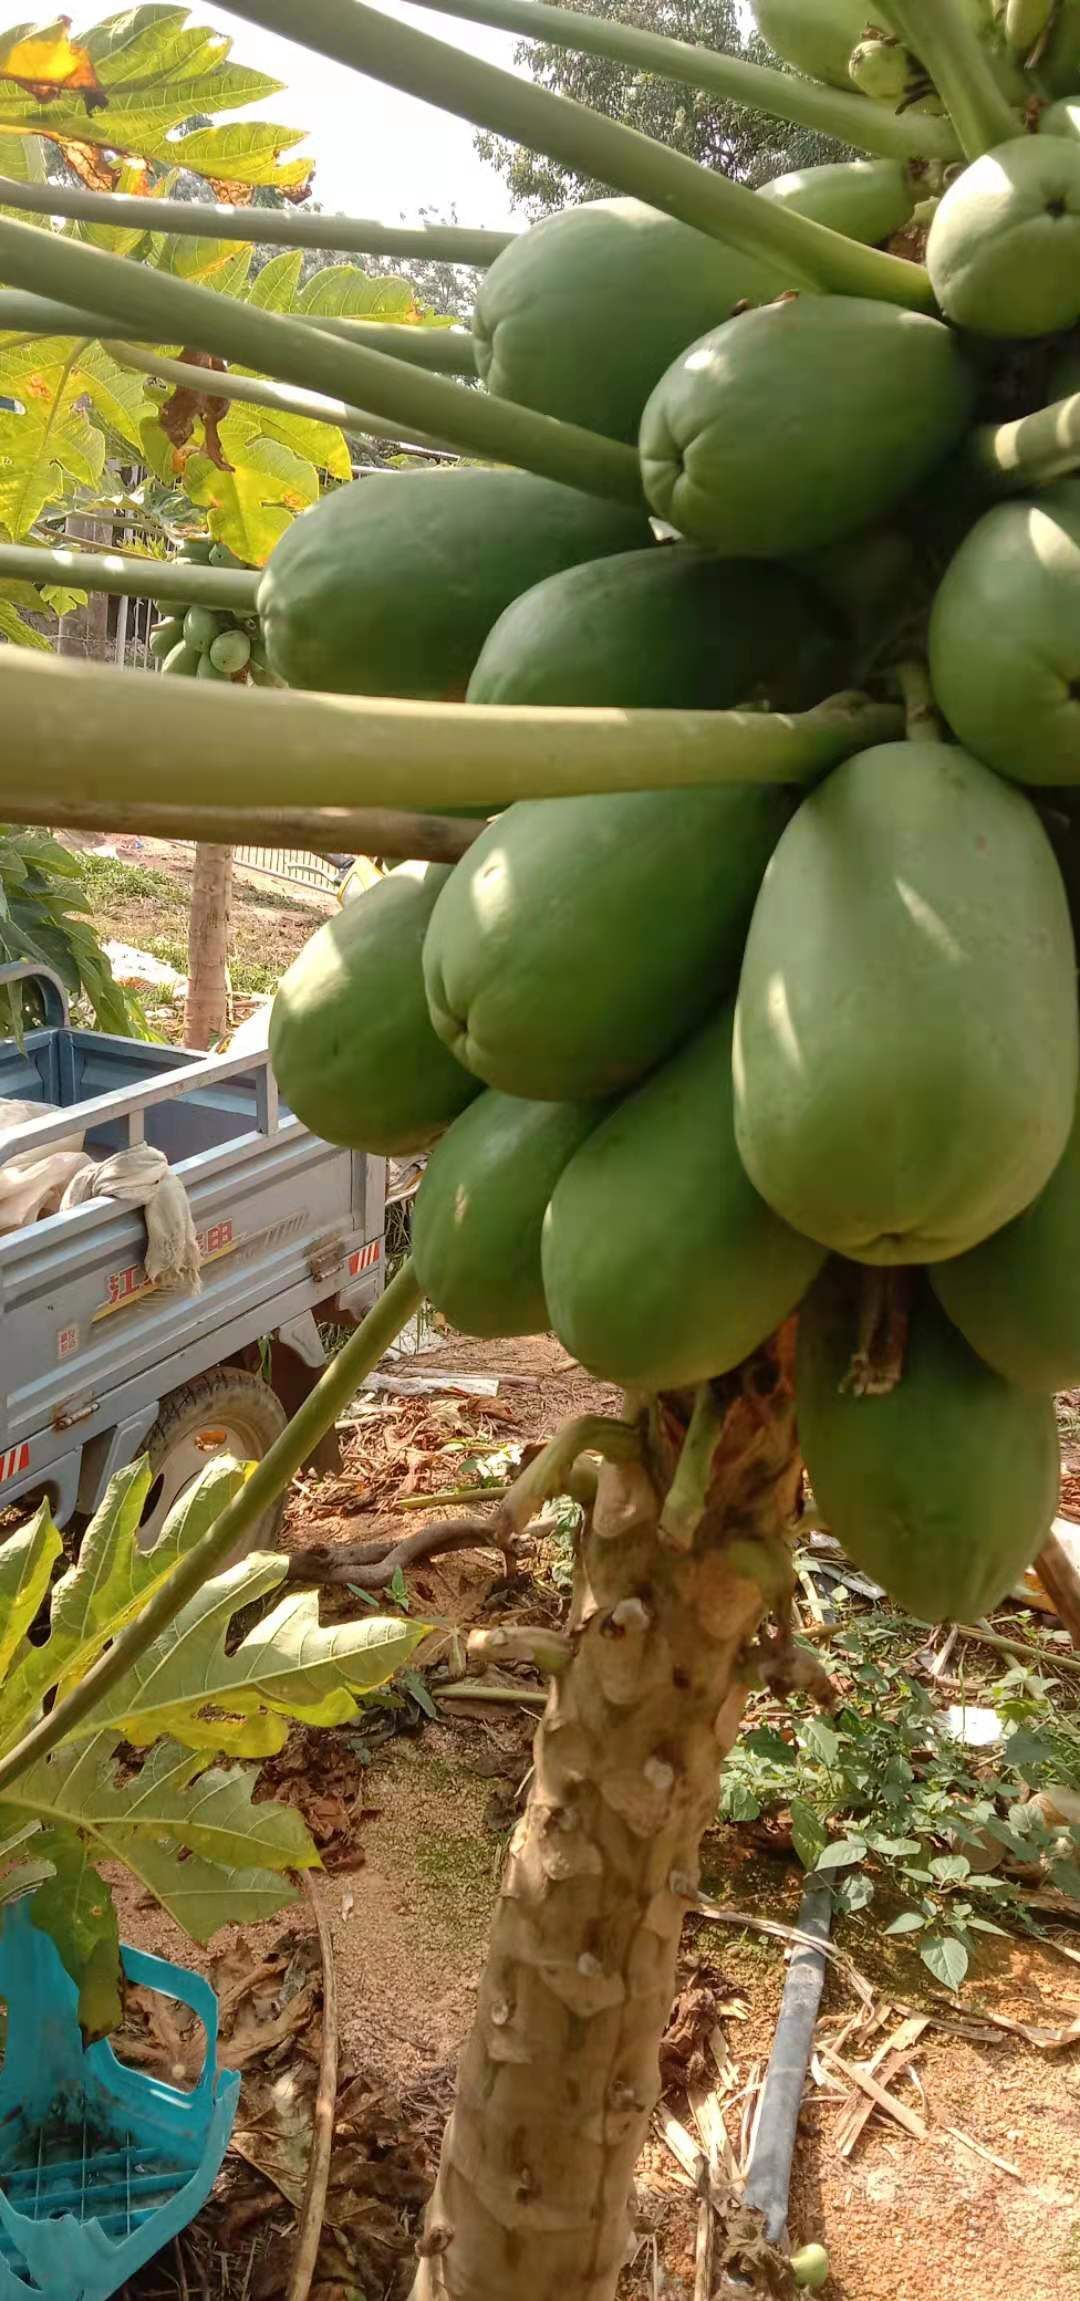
408 0 961 161
0 654 903 819
0 541 259 613
0 178 513 265
0 1260 423 1798
966 392 1080 495
219 0 936 312
887 0 1018 159
412 1356 800 2301
0 217 641 506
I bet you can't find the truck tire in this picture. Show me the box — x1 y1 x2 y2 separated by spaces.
138 1366 289 1554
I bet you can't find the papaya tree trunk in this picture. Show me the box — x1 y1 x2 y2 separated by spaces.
184 841 233 1049
412 1344 800 2301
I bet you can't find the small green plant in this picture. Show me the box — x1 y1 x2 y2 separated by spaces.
0 1457 427 2038
720 1617 1080 1988
0 829 150 1039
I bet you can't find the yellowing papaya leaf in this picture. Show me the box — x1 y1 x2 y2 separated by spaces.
142 405 320 564
252 403 352 484
0 1456 249 1742
0 346 106 536
166 117 312 193
57 136 121 188
30 1827 121 2040
0 23 106 111
82 1551 427 1755
155 231 252 296
0 1500 62 1679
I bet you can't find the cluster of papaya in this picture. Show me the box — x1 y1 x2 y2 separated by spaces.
149 539 271 685
265 2 1080 1628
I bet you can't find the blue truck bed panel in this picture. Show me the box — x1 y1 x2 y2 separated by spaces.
0 974 385 1524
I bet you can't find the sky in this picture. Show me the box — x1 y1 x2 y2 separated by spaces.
211 2 526 231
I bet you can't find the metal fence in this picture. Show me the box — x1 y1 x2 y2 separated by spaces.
232 845 345 895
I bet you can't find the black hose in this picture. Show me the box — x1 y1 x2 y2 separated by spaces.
741 1879 833 2245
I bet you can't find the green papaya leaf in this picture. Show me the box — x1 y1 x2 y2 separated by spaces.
247 249 303 312
166 119 311 192
0 1733 314 1872
297 266 416 320
84 1556 429 1755
0 1457 249 1740
30 1828 121 2041
0 1500 62 1679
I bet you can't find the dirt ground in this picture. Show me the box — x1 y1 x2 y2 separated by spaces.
104 1332 1080 2301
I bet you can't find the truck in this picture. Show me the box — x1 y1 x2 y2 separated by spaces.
0 963 385 1548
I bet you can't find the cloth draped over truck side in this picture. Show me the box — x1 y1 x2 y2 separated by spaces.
0 1102 201 1292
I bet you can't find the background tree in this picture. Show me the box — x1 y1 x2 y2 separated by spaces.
475 0 850 213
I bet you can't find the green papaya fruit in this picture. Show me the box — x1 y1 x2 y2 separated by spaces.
467 547 844 710
183 604 226 651
257 468 651 699
472 198 786 446
196 652 228 680
848 34 919 101
1005 0 1054 55
932 1092 1080 1390
797 1262 1059 1621
1042 95 1080 139
929 482 1080 787
209 628 251 676
733 741 1078 1262
927 137 1080 336
412 1090 602 1337
424 783 795 1103
639 298 973 558
542 1005 825 1390
148 617 185 661
209 540 244 567
758 159 917 247
269 862 480 1155
177 538 215 565
754 0 883 88
161 639 202 677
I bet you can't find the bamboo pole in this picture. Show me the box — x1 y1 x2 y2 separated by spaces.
0 652 904 815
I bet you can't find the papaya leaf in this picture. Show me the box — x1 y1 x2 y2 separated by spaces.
82 1558 429 1755
30 1827 122 2041
246 249 303 312
116 1831 299 1941
0 595 51 647
0 1457 249 1741
155 232 253 296
167 118 312 192
0 344 106 536
0 1734 312 1864
296 266 417 321
251 405 352 484
142 407 320 564
0 1500 62 1680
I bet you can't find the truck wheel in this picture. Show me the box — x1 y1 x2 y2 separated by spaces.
139 1367 289 1553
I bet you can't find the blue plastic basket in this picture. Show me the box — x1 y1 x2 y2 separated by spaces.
0 1899 240 2301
